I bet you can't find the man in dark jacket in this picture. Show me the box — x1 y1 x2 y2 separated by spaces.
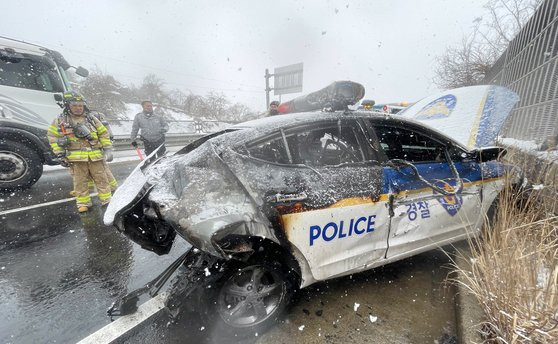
130 101 169 156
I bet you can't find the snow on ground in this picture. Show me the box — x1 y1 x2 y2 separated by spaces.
498 137 540 152
115 103 195 121
498 137 558 162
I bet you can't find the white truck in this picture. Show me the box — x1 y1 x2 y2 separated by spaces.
0 36 88 190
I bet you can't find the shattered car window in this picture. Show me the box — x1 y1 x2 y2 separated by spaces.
245 134 290 164
374 125 446 163
287 123 368 167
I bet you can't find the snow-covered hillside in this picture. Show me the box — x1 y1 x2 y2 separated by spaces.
115 103 195 121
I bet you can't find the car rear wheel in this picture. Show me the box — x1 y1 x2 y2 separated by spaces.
0 140 43 191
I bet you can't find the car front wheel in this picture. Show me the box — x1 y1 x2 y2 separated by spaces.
205 261 294 339
0 140 43 190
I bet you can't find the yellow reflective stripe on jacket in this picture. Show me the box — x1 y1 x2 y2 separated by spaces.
66 150 104 160
97 125 107 135
50 143 61 151
99 138 111 146
48 125 62 137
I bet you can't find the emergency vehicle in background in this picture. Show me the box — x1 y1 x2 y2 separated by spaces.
372 101 410 114
0 36 88 190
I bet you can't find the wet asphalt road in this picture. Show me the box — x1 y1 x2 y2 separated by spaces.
0 159 458 344
0 160 189 344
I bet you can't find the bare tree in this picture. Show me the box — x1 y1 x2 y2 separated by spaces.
76 69 256 122
199 91 230 120
434 0 541 89
481 0 540 52
227 103 256 122
168 88 189 109
138 74 169 105
77 68 126 119
434 32 495 89
182 94 205 117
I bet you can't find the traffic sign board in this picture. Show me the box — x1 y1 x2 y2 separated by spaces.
274 63 303 95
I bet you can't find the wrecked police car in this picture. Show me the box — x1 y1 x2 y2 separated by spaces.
104 82 520 337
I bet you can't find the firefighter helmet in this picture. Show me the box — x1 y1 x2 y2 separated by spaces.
62 91 89 115
62 91 86 106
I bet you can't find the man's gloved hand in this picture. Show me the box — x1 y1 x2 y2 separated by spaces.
57 136 70 147
131 141 137 148
55 153 70 168
104 148 114 162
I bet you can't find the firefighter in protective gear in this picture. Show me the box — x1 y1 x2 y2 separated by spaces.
47 92 113 213
68 111 117 197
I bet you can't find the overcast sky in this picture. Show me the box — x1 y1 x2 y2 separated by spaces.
1 0 488 111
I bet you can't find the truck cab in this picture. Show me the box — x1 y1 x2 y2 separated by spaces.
0 36 88 190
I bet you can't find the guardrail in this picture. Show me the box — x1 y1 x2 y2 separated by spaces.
111 133 205 151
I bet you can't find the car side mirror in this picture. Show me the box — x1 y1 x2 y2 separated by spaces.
472 147 506 162
54 93 64 108
75 66 89 77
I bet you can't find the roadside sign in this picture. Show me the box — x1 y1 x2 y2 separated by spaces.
274 63 303 95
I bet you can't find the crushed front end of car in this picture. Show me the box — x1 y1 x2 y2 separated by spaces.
104 137 298 336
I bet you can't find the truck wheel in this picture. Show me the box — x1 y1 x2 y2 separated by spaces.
202 260 294 341
0 140 43 190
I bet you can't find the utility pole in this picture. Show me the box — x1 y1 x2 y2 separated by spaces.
264 68 272 109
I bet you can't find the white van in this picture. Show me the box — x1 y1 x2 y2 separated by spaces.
0 36 88 190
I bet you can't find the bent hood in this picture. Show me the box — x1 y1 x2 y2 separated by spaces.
399 85 519 150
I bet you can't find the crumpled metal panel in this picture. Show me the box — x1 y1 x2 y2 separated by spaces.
147 142 277 255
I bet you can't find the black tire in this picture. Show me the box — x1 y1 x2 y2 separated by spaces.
0 139 43 191
201 259 294 341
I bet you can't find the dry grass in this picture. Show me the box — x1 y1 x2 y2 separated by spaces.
457 152 558 343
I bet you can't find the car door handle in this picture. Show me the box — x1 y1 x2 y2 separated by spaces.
266 192 308 203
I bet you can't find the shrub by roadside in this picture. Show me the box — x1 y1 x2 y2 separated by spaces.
455 150 558 343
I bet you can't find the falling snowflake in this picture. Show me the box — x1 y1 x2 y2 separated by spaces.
354 303 360 312
369 315 378 323
298 325 305 331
